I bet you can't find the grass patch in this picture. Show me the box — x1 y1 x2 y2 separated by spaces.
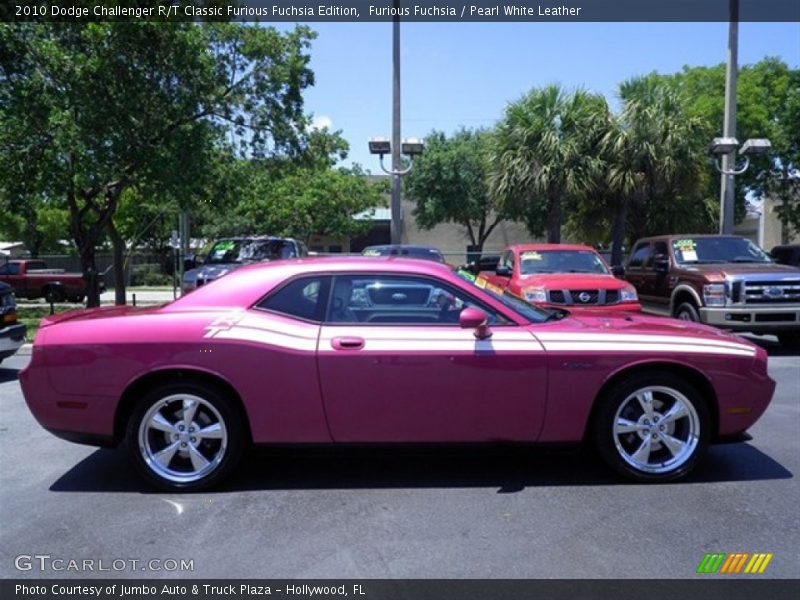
17 305 75 342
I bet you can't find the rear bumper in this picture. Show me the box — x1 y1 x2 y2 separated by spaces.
0 323 25 359
700 306 800 332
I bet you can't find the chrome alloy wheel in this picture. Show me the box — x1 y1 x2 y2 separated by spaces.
612 386 700 475
137 394 228 484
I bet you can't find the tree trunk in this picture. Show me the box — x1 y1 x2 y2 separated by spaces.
107 220 126 305
610 199 628 266
78 241 101 308
546 192 562 243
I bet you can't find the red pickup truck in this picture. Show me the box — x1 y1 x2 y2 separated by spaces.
0 259 102 303
478 244 641 312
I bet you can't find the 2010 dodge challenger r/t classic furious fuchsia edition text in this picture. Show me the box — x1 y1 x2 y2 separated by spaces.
20 258 775 491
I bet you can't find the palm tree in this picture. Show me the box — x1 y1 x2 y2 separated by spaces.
489 84 608 243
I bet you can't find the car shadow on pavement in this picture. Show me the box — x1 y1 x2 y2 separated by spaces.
0 366 19 383
49 442 791 494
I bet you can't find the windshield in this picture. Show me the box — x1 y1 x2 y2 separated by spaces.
519 250 609 275
204 239 297 265
672 237 772 264
454 269 558 323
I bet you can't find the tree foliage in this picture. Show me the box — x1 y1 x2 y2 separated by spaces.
404 129 505 251
0 21 316 304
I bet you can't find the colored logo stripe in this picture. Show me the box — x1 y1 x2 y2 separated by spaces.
697 552 773 574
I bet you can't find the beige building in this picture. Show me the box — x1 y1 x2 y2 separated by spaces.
734 196 800 251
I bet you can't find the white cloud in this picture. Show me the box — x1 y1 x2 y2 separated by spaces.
311 115 333 131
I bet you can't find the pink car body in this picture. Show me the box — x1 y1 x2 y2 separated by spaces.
20 257 775 488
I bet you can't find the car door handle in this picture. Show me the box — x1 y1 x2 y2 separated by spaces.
331 336 365 351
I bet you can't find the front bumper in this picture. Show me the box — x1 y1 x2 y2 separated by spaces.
700 306 800 332
0 322 26 359
538 301 642 313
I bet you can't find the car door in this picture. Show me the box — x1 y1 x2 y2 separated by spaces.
624 242 651 305
316 273 547 443
641 241 671 309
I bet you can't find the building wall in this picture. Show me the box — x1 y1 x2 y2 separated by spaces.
734 196 800 251
399 199 539 264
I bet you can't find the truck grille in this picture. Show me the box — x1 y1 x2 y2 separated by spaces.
547 289 619 306
743 280 800 304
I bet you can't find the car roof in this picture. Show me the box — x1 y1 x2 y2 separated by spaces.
169 256 456 310
633 234 746 243
510 243 597 253
363 244 442 251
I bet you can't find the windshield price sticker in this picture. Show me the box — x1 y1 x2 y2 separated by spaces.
674 239 697 262
521 251 543 261
475 276 488 289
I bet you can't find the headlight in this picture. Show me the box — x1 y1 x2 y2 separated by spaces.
522 287 547 303
703 283 727 307
620 286 638 302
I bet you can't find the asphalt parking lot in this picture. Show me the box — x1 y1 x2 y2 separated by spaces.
0 338 797 580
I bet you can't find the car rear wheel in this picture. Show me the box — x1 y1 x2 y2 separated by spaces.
675 301 700 322
127 382 245 492
593 372 710 482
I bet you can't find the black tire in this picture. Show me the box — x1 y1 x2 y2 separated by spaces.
68 295 85 304
593 371 710 482
675 301 701 322
44 286 65 304
778 333 800 350
126 381 246 492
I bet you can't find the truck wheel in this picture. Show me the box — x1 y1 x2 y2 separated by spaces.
593 371 710 482
778 333 800 350
44 286 65 303
675 302 700 322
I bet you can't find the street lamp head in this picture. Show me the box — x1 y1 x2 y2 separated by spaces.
708 137 739 156
401 137 425 156
740 138 772 157
368 137 391 156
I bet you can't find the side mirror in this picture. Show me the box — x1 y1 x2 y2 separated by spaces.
459 307 492 340
654 255 669 274
611 265 625 278
183 256 197 271
495 265 512 278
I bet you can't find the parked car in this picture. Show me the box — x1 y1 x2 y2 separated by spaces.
0 282 25 365
362 244 446 263
21 257 774 491
0 259 103 303
458 254 501 275
478 244 641 312
622 235 800 348
182 237 308 293
770 244 800 267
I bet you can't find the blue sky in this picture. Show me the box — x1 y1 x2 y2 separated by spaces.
278 22 800 168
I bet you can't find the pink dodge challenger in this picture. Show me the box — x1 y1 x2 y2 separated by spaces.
20 258 775 491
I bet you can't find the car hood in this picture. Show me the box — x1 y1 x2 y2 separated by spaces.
517 273 629 289
564 310 743 342
680 262 800 278
184 263 246 281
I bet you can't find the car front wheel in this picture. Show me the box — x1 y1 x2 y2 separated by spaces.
594 372 710 482
675 301 700 322
127 382 245 491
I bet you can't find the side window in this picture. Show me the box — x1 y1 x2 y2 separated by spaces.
628 243 651 268
326 274 509 326
645 242 668 268
256 276 331 322
502 251 514 270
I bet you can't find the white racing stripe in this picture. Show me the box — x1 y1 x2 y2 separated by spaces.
540 341 755 357
536 332 754 351
209 326 318 352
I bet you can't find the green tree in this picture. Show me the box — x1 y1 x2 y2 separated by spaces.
404 129 505 253
668 59 800 241
0 22 315 305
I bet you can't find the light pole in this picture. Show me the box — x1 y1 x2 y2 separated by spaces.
368 3 424 245
368 137 425 242
709 136 772 233
718 0 739 235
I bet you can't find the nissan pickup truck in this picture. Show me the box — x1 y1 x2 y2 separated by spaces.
0 259 101 303
478 244 641 312
0 282 25 364
622 234 800 348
